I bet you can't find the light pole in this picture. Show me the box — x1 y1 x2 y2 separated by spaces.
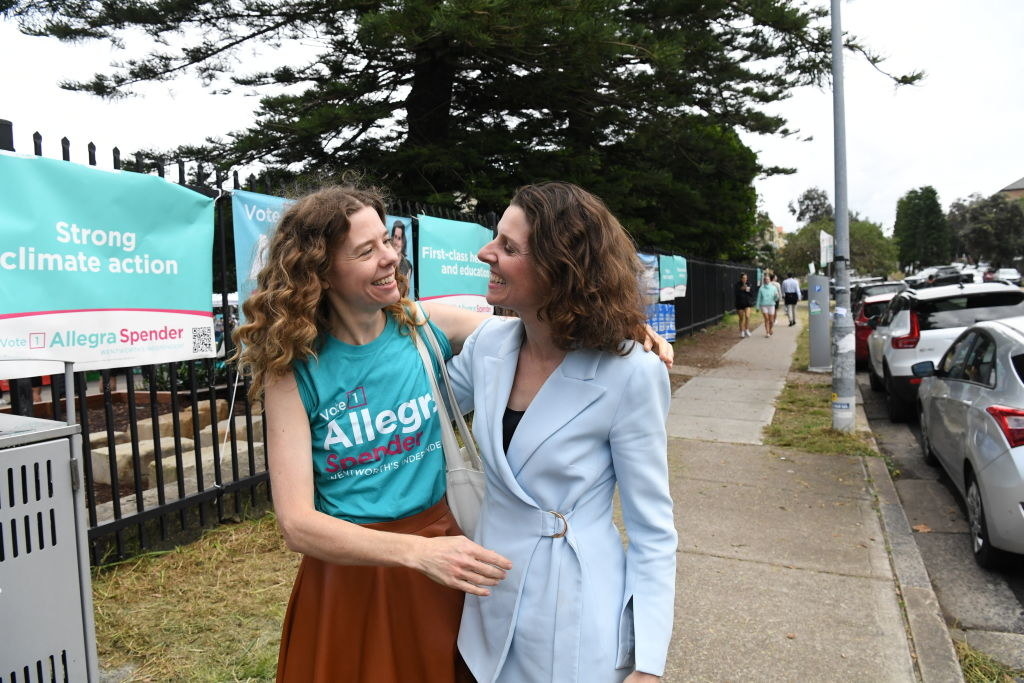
830 0 855 431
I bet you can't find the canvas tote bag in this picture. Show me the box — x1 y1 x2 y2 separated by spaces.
411 309 486 538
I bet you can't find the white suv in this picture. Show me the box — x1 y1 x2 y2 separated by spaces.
867 282 1024 421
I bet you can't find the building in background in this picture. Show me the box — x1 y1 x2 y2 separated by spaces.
999 175 1024 201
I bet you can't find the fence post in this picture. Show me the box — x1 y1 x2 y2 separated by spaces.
0 119 13 151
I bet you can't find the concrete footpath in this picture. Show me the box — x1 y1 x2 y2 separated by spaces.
661 317 964 682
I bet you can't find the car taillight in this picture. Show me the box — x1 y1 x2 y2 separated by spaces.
985 405 1024 448
892 311 920 349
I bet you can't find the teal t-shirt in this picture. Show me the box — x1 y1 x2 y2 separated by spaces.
292 313 451 523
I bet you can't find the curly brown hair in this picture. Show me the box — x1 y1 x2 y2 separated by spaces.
511 182 646 353
232 185 418 401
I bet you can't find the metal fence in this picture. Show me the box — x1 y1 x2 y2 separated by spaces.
0 117 754 565
674 257 756 335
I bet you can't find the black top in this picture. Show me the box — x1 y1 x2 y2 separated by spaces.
734 280 755 309
502 407 525 454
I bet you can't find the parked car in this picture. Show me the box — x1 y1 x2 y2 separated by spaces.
996 267 1022 286
959 264 980 281
912 316 1024 568
904 265 973 288
866 281 1024 421
851 280 908 307
855 292 897 369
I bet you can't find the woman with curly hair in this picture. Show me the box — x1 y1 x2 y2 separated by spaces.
447 182 677 682
232 185 512 682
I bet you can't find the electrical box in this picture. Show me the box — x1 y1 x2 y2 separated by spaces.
0 413 97 682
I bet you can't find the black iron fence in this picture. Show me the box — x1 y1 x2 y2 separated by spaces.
0 117 754 565
675 257 755 335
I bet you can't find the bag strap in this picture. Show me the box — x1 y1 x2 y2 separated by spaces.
410 306 482 470
412 326 467 473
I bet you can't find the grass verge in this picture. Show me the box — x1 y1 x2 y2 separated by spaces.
763 308 879 458
93 513 295 682
763 380 879 457
955 639 1024 683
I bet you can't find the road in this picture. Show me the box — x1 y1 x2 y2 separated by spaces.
857 372 1024 672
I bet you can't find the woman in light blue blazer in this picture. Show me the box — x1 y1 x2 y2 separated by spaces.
447 182 677 682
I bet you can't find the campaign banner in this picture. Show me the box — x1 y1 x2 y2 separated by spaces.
637 253 660 305
674 255 688 298
0 154 215 379
231 190 292 314
658 254 677 302
416 215 493 314
645 303 676 343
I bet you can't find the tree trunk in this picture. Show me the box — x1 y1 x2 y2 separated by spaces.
404 39 456 147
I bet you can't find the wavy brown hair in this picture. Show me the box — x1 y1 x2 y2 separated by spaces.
512 182 646 354
232 185 418 401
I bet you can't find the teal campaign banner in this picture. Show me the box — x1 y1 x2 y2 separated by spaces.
674 255 688 298
658 254 677 301
416 215 493 313
231 189 292 316
0 154 215 379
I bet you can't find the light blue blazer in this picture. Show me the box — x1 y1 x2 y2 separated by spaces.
448 317 677 683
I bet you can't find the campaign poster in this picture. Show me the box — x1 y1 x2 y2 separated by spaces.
658 254 677 302
819 230 834 268
386 215 414 295
416 215 493 314
0 154 215 379
674 255 688 298
231 189 293 315
638 253 660 305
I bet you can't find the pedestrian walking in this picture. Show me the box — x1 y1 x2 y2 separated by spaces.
781 273 801 326
769 273 783 329
756 273 780 337
734 273 755 338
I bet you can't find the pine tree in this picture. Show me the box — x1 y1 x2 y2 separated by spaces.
893 186 951 269
3 0 919 258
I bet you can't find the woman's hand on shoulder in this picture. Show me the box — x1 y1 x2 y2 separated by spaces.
625 672 661 683
409 534 512 596
643 324 674 370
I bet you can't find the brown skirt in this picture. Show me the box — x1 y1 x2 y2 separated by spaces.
276 499 472 683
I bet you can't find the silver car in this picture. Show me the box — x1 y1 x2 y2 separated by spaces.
913 316 1024 568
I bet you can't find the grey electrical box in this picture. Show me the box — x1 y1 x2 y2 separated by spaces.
807 273 832 372
0 413 97 682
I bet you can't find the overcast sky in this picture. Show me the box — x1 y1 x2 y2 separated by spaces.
2 0 1022 236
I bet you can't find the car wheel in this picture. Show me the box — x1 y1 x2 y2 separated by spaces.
885 371 910 422
965 471 1004 570
918 404 938 465
868 362 884 392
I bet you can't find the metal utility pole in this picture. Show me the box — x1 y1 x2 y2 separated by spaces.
830 0 855 431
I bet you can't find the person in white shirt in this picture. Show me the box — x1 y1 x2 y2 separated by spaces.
781 273 802 327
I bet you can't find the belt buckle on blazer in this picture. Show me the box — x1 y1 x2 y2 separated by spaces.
545 510 568 538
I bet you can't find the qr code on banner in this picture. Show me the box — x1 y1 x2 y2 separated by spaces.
192 326 213 354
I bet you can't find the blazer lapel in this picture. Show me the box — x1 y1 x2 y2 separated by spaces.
505 349 606 478
480 322 539 507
